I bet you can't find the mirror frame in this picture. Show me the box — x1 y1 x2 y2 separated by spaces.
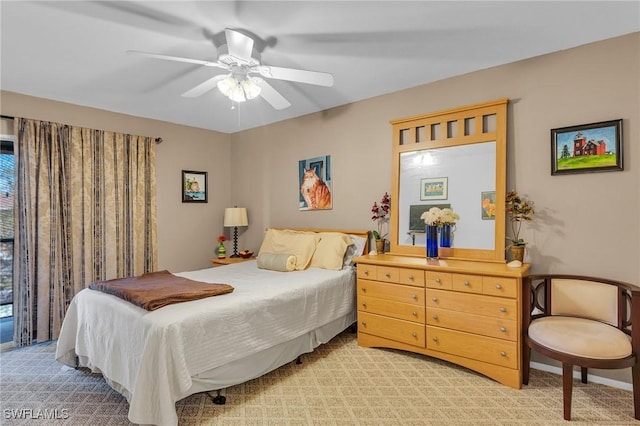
389 98 508 262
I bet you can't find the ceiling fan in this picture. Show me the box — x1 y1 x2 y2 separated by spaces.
128 28 334 110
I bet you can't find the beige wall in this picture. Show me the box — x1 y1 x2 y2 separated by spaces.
0 91 231 272
232 33 640 284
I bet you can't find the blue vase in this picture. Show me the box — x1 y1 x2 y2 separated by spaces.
425 224 439 259
440 224 452 248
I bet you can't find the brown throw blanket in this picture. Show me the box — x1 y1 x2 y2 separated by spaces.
89 270 234 311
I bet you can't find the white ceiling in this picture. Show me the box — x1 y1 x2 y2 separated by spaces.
2 1 639 134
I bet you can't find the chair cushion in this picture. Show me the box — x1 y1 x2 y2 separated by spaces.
528 316 632 360
551 278 619 326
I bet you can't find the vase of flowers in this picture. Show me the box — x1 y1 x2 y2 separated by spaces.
438 208 459 248
505 189 534 262
371 192 390 254
217 235 227 259
421 207 460 258
425 224 439 259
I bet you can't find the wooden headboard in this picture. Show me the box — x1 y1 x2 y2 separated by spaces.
269 228 369 255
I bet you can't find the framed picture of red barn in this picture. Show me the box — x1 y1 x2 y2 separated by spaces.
551 119 623 175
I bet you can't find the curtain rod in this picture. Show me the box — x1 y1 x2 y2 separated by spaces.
1 114 163 143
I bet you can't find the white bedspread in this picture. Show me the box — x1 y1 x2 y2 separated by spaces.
55 261 356 426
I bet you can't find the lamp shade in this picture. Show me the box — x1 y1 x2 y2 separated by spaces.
223 207 248 227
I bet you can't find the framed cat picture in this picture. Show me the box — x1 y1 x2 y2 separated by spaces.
299 155 332 210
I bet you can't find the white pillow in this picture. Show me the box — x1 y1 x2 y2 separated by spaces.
342 234 368 269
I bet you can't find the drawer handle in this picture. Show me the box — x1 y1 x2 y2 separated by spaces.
413 311 418 317
408 274 414 280
432 336 438 342
362 321 367 327
500 306 506 313
432 315 438 320
435 278 441 283
385 273 391 278
412 332 417 338
464 281 470 286
495 284 502 290
361 287 367 293
362 303 367 309
364 270 369 276
432 297 438 302
412 294 418 300
500 351 507 357
500 326 506 333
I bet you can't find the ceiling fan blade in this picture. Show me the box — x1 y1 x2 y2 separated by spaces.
253 78 291 110
182 74 228 98
225 28 254 62
254 65 334 87
127 50 228 70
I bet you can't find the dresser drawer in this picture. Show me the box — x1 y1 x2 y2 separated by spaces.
359 295 424 323
427 326 517 369
358 280 424 305
377 266 400 283
425 271 452 290
357 264 377 280
426 288 517 320
427 307 517 341
482 276 517 298
399 269 425 287
451 273 483 294
360 312 425 348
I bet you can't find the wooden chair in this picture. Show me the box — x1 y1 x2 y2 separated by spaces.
522 274 640 420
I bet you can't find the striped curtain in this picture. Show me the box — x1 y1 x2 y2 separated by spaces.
13 118 157 346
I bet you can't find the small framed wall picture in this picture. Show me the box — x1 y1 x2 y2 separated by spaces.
182 170 208 203
420 177 448 201
551 119 623 175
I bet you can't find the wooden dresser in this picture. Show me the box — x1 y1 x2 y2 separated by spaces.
355 253 530 389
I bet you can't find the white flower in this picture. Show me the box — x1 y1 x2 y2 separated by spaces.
421 207 459 226
421 207 442 226
440 208 460 226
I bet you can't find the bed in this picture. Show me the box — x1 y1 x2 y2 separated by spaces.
55 229 368 426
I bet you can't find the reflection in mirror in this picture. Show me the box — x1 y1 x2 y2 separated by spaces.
398 142 496 249
389 98 508 261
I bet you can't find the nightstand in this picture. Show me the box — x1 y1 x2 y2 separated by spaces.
211 257 256 267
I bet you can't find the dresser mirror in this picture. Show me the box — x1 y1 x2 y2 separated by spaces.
389 99 508 262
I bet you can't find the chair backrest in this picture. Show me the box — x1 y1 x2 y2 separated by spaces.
550 278 619 326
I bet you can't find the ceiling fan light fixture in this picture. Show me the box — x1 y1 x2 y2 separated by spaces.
217 75 260 103
229 82 246 103
243 77 261 100
217 75 236 97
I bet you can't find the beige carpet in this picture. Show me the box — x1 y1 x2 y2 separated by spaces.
0 331 636 425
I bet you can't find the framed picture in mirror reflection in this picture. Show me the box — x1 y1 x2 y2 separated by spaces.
420 177 448 201
481 191 496 220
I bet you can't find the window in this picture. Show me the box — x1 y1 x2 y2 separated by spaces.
0 137 14 344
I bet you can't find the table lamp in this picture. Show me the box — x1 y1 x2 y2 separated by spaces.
223 207 249 258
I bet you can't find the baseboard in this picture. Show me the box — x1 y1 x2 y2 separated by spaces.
0 340 15 352
531 361 633 391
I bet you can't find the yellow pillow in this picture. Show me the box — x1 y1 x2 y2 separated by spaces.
258 229 320 270
311 232 354 270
